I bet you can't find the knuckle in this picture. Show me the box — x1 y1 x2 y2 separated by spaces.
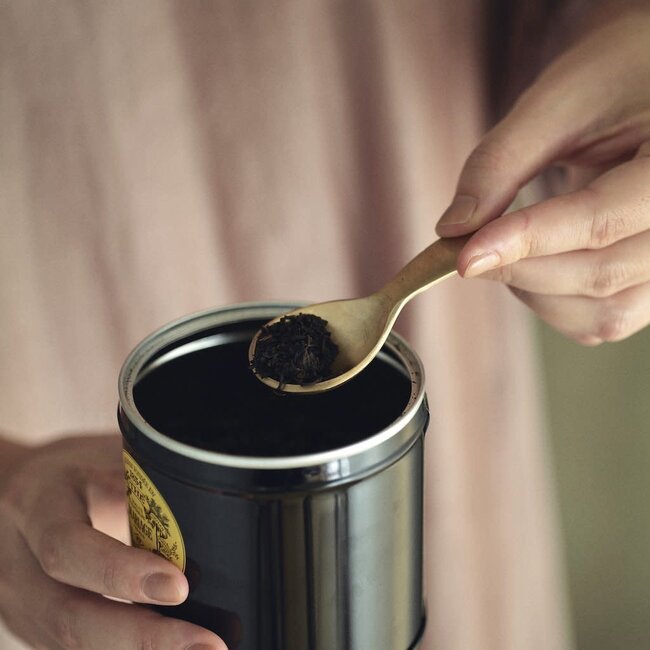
37 521 76 579
102 555 118 595
590 259 628 298
513 206 539 258
593 213 627 248
37 526 66 578
588 205 627 250
100 549 134 600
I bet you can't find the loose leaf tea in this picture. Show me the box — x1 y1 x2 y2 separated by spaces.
251 313 339 386
135 338 411 457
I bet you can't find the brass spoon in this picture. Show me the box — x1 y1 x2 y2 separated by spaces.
249 235 469 394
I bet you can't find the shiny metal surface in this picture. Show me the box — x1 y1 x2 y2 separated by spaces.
119 302 428 649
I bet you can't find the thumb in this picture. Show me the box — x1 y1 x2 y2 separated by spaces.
437 98 573 237
435 54 601 237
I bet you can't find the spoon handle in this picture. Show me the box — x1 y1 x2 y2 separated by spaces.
380 235 470 304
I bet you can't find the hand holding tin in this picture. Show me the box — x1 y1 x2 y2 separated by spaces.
249 235 468 393
0 434 228 650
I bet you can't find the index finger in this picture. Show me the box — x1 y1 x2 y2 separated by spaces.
15 476 188 606
458 156 650 277
435 71 597 237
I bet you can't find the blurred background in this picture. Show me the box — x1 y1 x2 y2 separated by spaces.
538 323 650 650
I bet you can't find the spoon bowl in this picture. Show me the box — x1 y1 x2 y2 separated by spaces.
249 235 469 394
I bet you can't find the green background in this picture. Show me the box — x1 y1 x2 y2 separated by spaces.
538 323 650 649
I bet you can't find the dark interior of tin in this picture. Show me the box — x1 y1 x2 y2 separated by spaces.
133 324 412 457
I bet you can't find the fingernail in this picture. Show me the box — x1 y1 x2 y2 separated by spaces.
142 572 185 603
437 195 478 231
464 251 501 278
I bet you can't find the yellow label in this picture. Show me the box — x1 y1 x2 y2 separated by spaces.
122 450 186 572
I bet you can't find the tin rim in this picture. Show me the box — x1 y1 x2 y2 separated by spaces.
118 301 426 471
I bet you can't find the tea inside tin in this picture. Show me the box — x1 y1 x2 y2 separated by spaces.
134 329 412 457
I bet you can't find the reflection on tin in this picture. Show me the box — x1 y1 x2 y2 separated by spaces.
303 458 352 483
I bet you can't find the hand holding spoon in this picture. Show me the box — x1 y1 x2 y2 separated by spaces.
249 235 469 394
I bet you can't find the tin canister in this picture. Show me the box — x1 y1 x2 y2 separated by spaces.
119 302 428 650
